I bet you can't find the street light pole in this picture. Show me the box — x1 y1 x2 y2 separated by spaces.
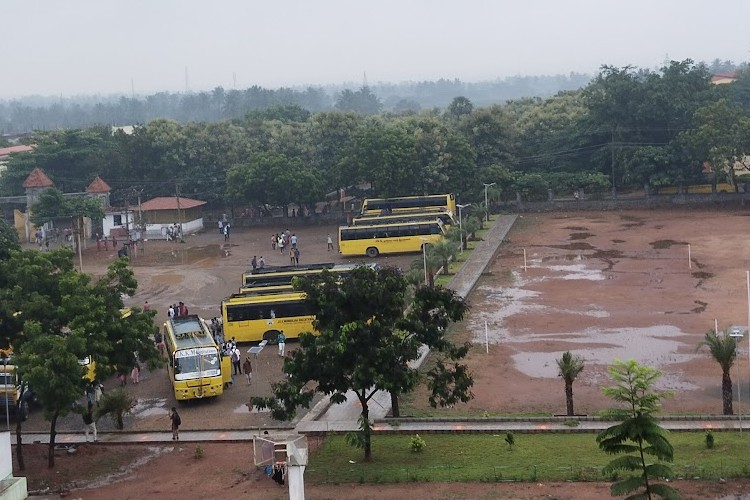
483 182 496 223
730 328 744 432
457 203 469 253
420 237 429 286
2 355 9 430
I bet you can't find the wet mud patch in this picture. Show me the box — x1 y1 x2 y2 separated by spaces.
691 300 708 313
569 232 593 240
547 242 595 251
592 249 624 259
133 244 229 267
563 226 589 231
691 271 714 288
622 222 645 229
611 239 625 243
650 239 688 249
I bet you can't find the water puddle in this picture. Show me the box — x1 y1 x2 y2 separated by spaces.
131 398 170 417
134 244 231 267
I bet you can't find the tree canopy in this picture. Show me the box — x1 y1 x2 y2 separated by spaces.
252 266 472 461
1 59 748 210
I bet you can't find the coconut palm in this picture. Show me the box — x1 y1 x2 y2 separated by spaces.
698 329 738 415
429 239 457 274
556 351 585 416
408 248 441 287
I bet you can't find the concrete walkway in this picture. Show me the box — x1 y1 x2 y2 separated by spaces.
302 215 518 425
17 415 747 444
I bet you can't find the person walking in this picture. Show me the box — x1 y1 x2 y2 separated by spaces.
293 247 300 265
243 356 253 384
130 362 140 384
231 346 241 375
82 403 97 442
169 407 181 440
93 380 104 407
251 255 257 271
327 234 334 252
277 331 286 357
258 256 265 269
271 234 277 251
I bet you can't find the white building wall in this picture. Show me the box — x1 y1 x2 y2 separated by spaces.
102 212 134 237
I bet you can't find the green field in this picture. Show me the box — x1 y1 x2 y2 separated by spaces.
306 432 750 484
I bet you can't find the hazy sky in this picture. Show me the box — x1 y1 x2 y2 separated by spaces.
2 0 748 98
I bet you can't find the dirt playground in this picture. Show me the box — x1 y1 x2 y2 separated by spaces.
15 209 750 498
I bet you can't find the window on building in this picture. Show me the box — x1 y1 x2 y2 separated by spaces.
113 215 122 226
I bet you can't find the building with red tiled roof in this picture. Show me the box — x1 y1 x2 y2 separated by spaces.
138 196 207 239
86 176 111 193
711 72 738 85
0 145 34 161
22 167 54 189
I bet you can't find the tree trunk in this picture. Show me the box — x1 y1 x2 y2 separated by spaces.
722 370 734 415
362 401 371 462
565 381 575 416
391 392 400 418
15 410 24 471
48 412 58 468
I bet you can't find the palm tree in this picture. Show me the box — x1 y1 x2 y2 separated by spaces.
556 351 584 416
698 329 738 415
408 250 441 287
430 239 456 274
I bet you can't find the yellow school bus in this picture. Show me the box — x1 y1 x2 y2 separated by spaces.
242 262 336 288
239 263 377 293
360 193 456 217
352 209 455 227
163 315 225 401
221 292 315 343
338 219 445 258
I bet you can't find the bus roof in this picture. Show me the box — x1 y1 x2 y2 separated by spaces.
224 291 307 304
165 315 216 350
246 262 335 275
340 219 445 229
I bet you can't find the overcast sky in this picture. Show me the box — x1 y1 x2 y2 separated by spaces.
2 0 748 98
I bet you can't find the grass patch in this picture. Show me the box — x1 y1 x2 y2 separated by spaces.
307 432 750 484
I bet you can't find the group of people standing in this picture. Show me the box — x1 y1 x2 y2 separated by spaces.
271 229 301 266
223 336 253 385
167 302 189 318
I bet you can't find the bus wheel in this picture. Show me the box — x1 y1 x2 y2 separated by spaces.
366 247 379 258
264 330 280 344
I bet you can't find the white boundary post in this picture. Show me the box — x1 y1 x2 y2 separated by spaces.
688 244 692 269
484 321 490 354
523 248 527 272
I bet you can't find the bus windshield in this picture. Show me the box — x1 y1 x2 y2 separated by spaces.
173 347 221 381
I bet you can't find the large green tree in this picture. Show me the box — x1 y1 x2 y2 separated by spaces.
253 266 472 461
678 99 750 190
597 359 679 500
226 152 324 214
16 321 88 468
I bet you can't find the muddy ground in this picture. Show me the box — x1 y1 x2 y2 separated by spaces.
14 209 750 498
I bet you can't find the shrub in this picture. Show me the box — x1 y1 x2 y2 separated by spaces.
195 444 204 459
705 431 714 449
410 434 426 453
505 432 515 450
94 388 135 430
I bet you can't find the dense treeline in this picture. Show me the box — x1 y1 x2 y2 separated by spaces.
2 60 749 210
0 75 592 135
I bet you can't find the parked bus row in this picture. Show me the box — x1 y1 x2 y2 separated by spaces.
338 194 455 258
223 263 377 344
